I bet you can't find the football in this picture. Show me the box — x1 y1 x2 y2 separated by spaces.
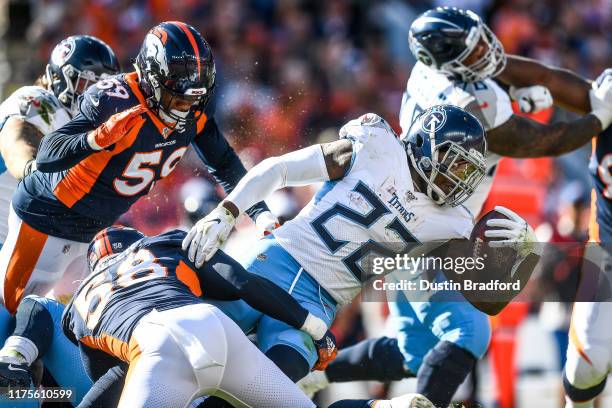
469 208 520 279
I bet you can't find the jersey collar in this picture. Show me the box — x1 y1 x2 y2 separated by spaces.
124 72 174 138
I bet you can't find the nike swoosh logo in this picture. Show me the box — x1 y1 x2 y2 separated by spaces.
88 94 100 107
7 364 27 372
207 218 221 224
478 101 489 109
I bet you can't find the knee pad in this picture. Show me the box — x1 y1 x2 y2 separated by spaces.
417 341 476 408
564 367 606 403
565 343 609 390
265 345 309 382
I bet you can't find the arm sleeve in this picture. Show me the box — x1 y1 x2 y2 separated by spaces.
35 113 97 172
191 115 269 220
194 250 309 329
226 144 329 214
35 80 125 173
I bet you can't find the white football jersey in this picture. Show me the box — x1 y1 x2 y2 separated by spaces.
399 62 513 216
0 86 70 242
273 114 473 305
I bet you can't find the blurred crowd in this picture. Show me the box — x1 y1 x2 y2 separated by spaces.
1 0 611 406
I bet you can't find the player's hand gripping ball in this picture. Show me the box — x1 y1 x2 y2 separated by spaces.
470 206 538 270
182 205 236 267
312 329 338 371
88 104 148 150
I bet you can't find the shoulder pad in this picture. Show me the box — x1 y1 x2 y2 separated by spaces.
0 86 71 134
79 75 139 127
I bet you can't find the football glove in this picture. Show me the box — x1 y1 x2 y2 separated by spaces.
87 105 148 150
509 85 553 114
484 205 540 258
255 211 280 237
589 68 612 129
312 329 338 371
182 205 236 267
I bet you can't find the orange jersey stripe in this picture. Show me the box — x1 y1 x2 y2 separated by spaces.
119 349 142 405
176 260 202 297
172 22 201 80
80 333 140 363
588 189 600 243
196 113 208 134
3 222 48 314
53 117 146 208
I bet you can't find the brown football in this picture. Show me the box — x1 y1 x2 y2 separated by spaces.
469 208 518 275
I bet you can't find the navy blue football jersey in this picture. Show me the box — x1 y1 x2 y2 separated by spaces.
589 126 612 243
14 72 263 242
62 230 205 361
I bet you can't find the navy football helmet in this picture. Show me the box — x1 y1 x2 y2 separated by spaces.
135 21 216 129
46 35 120 116
409 7 505 82
402 105 487 206
87 226 145 270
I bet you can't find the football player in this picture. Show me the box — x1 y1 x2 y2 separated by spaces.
182 104 539 400
498 57 612 407
0 22 278 316
0 225 335 405
0 35 119 381
0 227 436 408
298 8 612 407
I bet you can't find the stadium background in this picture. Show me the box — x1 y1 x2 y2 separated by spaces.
0 0 611 406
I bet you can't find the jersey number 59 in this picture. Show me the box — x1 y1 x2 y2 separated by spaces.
114 148 187 196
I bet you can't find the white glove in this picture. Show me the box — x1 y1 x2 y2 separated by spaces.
509 85 553 113
589 68 612 129
484 206 540 258
255 211 280 237
182 205 236 267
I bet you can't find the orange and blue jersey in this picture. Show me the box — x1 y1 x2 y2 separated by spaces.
13 72 267 242
61 230 309 362
588 125 612 243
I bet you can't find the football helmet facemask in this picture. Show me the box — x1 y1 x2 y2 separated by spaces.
402 105 487 206
46 35 120 116
409 7 506 83
135 21 216 130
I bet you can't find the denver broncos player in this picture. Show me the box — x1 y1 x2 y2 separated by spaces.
59 226 338 407
0 225 336 406
0 22 277 316
297 8 612 407
182 105 539 397
3 226 428 408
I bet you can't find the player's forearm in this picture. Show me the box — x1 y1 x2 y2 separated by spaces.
487 115 601 158
0 117 43 179
36 114 97 172
201 250 325 337
36 131 95 172
498 55 592 114
225 145 329 216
